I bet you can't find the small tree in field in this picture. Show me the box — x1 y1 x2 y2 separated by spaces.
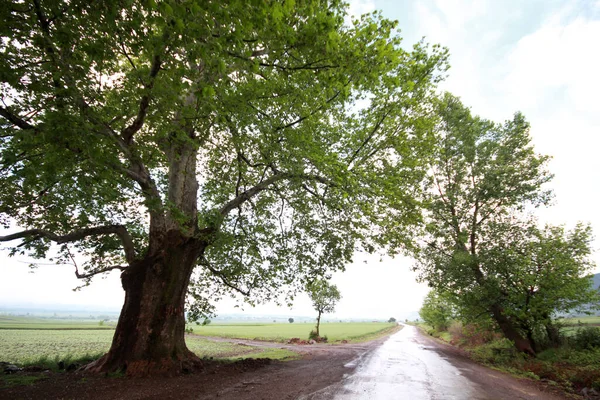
288 318 294 324
307 279 341 337
388 317 397 323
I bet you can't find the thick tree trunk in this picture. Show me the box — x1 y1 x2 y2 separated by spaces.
490 304 536 356
85 231 204 376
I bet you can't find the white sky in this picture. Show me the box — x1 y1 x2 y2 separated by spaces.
1 0 599 320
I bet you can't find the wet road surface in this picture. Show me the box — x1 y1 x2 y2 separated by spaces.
304 325 566 400
329 325 490 399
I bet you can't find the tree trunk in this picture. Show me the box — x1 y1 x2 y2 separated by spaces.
545 321 561 347
316 311 321 337
490 304 536 356
525 326 538 354
85 231 204 376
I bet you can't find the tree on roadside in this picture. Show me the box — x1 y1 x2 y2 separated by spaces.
0 1 447 375
415 93 597 355
419 290 455 331
307 279 341 337
388 317 397 323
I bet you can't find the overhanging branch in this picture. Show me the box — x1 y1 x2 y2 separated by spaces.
0 225 136 264
199 257 250 297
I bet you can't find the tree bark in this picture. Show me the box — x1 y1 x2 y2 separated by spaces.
84 230 204 376
316 311 322 337
490 304 536 356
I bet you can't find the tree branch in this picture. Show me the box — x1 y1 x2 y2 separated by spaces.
218 172 334 219
0 225 136 264
121 54 161 144
200 258 250 297
0 106 36 130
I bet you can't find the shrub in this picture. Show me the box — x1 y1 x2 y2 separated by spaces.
462 323 500 346
448 321 464 345
572 326 600 350
308 330 319 341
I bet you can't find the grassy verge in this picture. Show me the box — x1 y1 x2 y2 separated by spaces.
417 321 600 395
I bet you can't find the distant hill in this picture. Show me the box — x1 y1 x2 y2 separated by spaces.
592 273 600 291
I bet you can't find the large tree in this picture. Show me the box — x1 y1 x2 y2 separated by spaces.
0 1 446 375
416 93 596 355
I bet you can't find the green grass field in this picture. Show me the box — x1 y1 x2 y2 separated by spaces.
0 329 297 365
559 316 600 326
0 316 114 330
188 322 397 342
0 317 395 367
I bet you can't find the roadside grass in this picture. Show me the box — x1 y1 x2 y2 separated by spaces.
0 375 45 388
418 321 600 394
187 322 396 342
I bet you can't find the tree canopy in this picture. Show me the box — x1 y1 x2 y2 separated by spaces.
0 0 447 374
307 278 341 336
416 93 597 354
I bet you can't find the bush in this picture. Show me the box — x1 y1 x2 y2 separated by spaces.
448 321 464 344
572 326 600 350
308 330 319 341
461 323 500 346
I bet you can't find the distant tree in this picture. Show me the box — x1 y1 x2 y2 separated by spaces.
288 318 294 324
416 93 597 354
388 317 397 323
307 279 341 337
201 318 211 326
419 290 455 331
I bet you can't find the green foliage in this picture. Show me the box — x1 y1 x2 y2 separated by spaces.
0 0 448 318
288 318 294 324
572 326 600 350
308 329 319 341
307 279 341 335
388 317 396 323
419 290 454 331
307 279 341 317
415 93 597 351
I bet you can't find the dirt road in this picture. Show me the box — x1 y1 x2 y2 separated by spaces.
0 326 570 399
303 324 568 399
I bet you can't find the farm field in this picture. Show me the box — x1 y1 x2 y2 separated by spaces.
188 322 398 342
559 315 600 326
0 316 114 330
0 329 297 365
